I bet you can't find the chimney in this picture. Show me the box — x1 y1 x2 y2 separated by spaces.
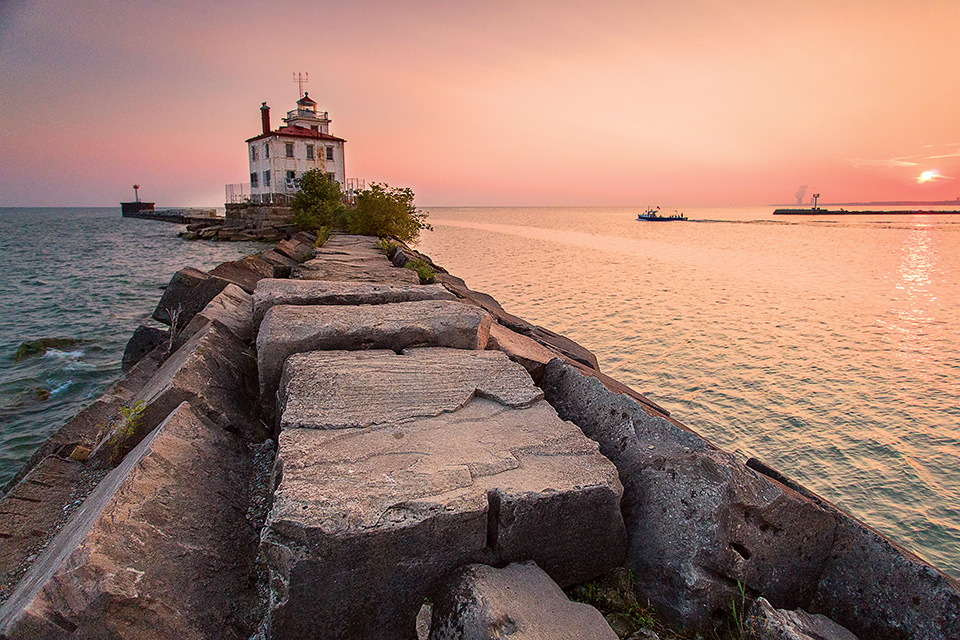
260 102 270 135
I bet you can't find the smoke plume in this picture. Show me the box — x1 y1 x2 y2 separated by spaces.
795 185 808 205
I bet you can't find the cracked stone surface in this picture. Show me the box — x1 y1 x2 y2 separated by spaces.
278 348 540 430
0 402 257 640
173 282 253 350
257 300 492 422
253 279 455 329
262 348 626 640
295 234 419 284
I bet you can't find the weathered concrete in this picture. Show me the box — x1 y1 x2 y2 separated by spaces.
429 562 618 640
257 300 492 419
172 283 253 351
121 324 166 372
278 348 538 430
253 278 456 329
541 359 838 632
90 321 261 467
295 234 420 284
745 597 859 640
261 348 625 640
0 402 258 639
152 266 229 329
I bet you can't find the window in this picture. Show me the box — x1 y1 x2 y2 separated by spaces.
286 170 296 181
306 145 314 160
310 125 318 131
264 142 270 158
263 170 271 187
250 146 257 162
285 142 294 158
327 172 336 182
325 146 334 161
250 172 258 188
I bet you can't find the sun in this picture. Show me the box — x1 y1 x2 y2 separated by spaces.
917 169 940 183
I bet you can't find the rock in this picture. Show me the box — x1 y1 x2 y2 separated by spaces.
208 254 276 294
294 233 420 284
89 321 262 468
171 283 253 351
0 456 84 600
540 359 838 633
121 324 167 372
487 322 565 379
745 597 859 640
277 348 542 431
275 236 314 262
68 445 90 462
151 266 229 329
259 248 298 269
436 272 601 371
0 402 258 639
256 300 492 421
261 348 625 639
252 278 457 329
429 562 618 640
808 515 960 640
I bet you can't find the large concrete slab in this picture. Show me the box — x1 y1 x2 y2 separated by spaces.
0 402 258 639
253 278 455 329
261 348 626 640
278 348 538 430
257 300 492 420
172 282 253 351
429 562 618 640
295 234 419 284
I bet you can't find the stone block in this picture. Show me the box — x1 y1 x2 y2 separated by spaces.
0 456 84 601
253 278 456 329
89 321 261 468
121 324 166 372
487 321 564 379
257 300 492 420
259 249 298 269
172 283 253 351
294 233 419 284
745 597 859 640
261 348 625 639
429 562 618 640
0 402 257 639
151 267 229 328
208 254 276 294
540 360 838 633
277 348 541 431
275 237 314 262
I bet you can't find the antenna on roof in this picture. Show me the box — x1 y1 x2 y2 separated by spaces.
293 72 309 98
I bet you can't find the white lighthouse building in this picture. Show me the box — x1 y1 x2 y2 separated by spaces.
245 93 346 204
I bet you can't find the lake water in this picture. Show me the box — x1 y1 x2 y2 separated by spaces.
416 205 960 579
0 205 956 580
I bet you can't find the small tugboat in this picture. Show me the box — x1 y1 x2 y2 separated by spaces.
637 207 687 221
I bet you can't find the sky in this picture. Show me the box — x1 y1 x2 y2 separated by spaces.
1 0 959 207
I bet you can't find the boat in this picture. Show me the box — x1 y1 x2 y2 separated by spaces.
637 207 687 221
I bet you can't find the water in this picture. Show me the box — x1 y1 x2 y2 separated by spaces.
0 208 269 485
416 206 960 579
0 206 956 580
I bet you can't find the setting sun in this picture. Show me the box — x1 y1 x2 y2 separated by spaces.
918 169 941 183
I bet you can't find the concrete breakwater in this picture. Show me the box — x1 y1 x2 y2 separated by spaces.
0 233 956 639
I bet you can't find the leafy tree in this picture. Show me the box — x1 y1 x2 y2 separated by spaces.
347 182 432 242
290 170 346 231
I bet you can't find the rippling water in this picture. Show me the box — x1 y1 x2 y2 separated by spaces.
416 206 960 579
0 208 268 486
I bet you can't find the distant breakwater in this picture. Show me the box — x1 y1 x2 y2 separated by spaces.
0 231 957 639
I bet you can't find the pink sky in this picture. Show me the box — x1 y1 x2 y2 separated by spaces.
1 0 959 207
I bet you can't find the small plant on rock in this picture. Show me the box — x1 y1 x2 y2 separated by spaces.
404 258 436 284
108 401 145 464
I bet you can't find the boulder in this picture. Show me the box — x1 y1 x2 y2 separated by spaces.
259 249 298 269
151 267 229 329
277 348 542 431
745 597 859 640
121 324 167 372
261 348 625 639
487 322 566 379
0 402 258 639
253 278 456 329
256 300 492 420
429 562 618 640
89 321 261 468
540 360 838 632
0 456 84 601
208 254 276 294
275 236 314 262
171 283 253 351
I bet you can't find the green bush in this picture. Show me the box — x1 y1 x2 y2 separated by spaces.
347 183 432 243
404 258 436 284
291 170 346 231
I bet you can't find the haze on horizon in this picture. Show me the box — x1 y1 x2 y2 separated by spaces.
1 0 959 208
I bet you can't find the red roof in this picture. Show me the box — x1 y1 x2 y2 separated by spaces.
246 125 345 143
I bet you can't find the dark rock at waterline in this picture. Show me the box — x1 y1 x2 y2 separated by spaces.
12 338 89 361
151 267 229 329
429 562 618 640
121 325 167 372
